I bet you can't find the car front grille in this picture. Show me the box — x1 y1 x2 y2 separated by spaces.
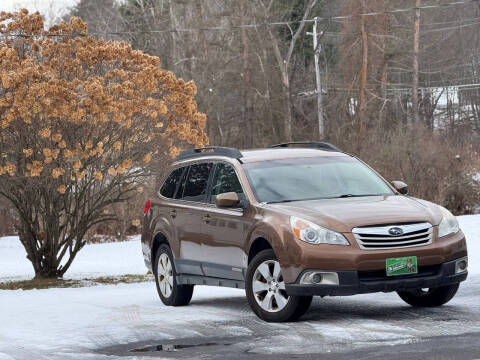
352 222 433 250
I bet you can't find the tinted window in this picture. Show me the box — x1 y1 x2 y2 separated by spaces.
175 166 189 199
210 163 245 204
245 157 393 203
181 163 213 202
160 167 184 198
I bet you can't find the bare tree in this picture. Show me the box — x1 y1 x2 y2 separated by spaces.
65 0 480 214
256 0 317 141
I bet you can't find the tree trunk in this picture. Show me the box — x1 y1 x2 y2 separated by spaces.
412 0 421 125
119 205 126 242
268 31 293 141
262 0 317 142
18 219 60 278
17 216 85 279
283 81 293 141
240 0 254 147
169 4 178 73
379 59 388 126
359 0 368 126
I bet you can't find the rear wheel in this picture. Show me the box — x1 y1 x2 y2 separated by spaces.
154 244 193 306
397 283 459 307
246 249 312 322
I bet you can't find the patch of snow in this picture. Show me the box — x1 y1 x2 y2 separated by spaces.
0 353 15 360
0 236 146 281
458 215 480 275
0 282 245 359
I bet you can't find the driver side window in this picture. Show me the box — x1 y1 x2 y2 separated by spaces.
210 163 245 204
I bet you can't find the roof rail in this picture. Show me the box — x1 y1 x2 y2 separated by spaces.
269 141 342 152
176 146 243 161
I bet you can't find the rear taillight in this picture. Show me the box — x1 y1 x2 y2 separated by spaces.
144 200 151 214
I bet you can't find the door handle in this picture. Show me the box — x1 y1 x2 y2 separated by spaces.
202 214 211 224
170 209 177 218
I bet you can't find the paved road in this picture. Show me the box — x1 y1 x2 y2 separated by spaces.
97 276 480 360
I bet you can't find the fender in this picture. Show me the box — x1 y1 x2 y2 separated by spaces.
246 218 289 267
143 201 178 271
152 214 177 257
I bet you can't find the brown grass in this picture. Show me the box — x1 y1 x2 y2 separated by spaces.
0 274 153 290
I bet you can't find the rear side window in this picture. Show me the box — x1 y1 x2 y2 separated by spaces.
181 163 213 202
160 167 184 198
175 167 189 199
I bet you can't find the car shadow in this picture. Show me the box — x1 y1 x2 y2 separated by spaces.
190 293 473 323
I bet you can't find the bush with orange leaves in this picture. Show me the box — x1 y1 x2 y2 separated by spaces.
0 10 208 278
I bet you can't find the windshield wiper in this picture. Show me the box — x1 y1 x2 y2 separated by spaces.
266 199 297 204
268 194 384 203
336 194 379 198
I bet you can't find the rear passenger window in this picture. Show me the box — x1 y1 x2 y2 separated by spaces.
181 163 213 202
175 167 189 199
160 167 184 198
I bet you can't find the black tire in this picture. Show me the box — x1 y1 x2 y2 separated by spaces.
153 244 194 306
246 249 313 322
397 283 460 307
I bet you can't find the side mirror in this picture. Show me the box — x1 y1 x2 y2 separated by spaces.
392 181 408 195
216 192 240 208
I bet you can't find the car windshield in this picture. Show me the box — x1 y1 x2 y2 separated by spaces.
244 156 393 203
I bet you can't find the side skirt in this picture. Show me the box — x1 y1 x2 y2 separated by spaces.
176 274 245 289
175 259 246 289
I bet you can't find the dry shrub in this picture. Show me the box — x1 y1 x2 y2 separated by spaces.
333 125 480 215
0 10 208 277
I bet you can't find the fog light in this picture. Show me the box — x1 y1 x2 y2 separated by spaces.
300 271 339 285
455 257 468 274
312 273 323 284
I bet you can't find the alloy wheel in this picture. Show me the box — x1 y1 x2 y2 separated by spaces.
252 260 289 312
157 253 173 298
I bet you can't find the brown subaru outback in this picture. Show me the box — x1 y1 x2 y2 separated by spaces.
141 142 468 322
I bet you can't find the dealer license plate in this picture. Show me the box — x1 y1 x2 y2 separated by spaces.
386 256 418 276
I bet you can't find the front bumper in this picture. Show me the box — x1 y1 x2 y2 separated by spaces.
285 258 468 296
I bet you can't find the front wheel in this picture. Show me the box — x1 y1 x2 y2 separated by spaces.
246 249 312 322
154 244 194 306
397 283 459 307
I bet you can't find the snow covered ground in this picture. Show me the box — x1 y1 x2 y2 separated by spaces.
458 215 480 274
0 236 146 282
0 215 479 359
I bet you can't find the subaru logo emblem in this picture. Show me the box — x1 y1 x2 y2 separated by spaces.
389 227 403 236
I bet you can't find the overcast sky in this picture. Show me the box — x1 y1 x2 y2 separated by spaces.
1 0 79 25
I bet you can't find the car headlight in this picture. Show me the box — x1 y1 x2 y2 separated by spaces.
438 206 459 238
290 216 349 245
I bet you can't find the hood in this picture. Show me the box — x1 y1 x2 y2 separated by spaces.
267 195 442 233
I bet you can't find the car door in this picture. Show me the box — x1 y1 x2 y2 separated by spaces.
201 162 252 280
173 162 214 276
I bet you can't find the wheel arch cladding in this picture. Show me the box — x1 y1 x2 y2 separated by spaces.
152 232 170 267
248 237 273 264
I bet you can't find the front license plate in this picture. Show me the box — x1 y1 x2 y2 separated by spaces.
386 256 418 276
